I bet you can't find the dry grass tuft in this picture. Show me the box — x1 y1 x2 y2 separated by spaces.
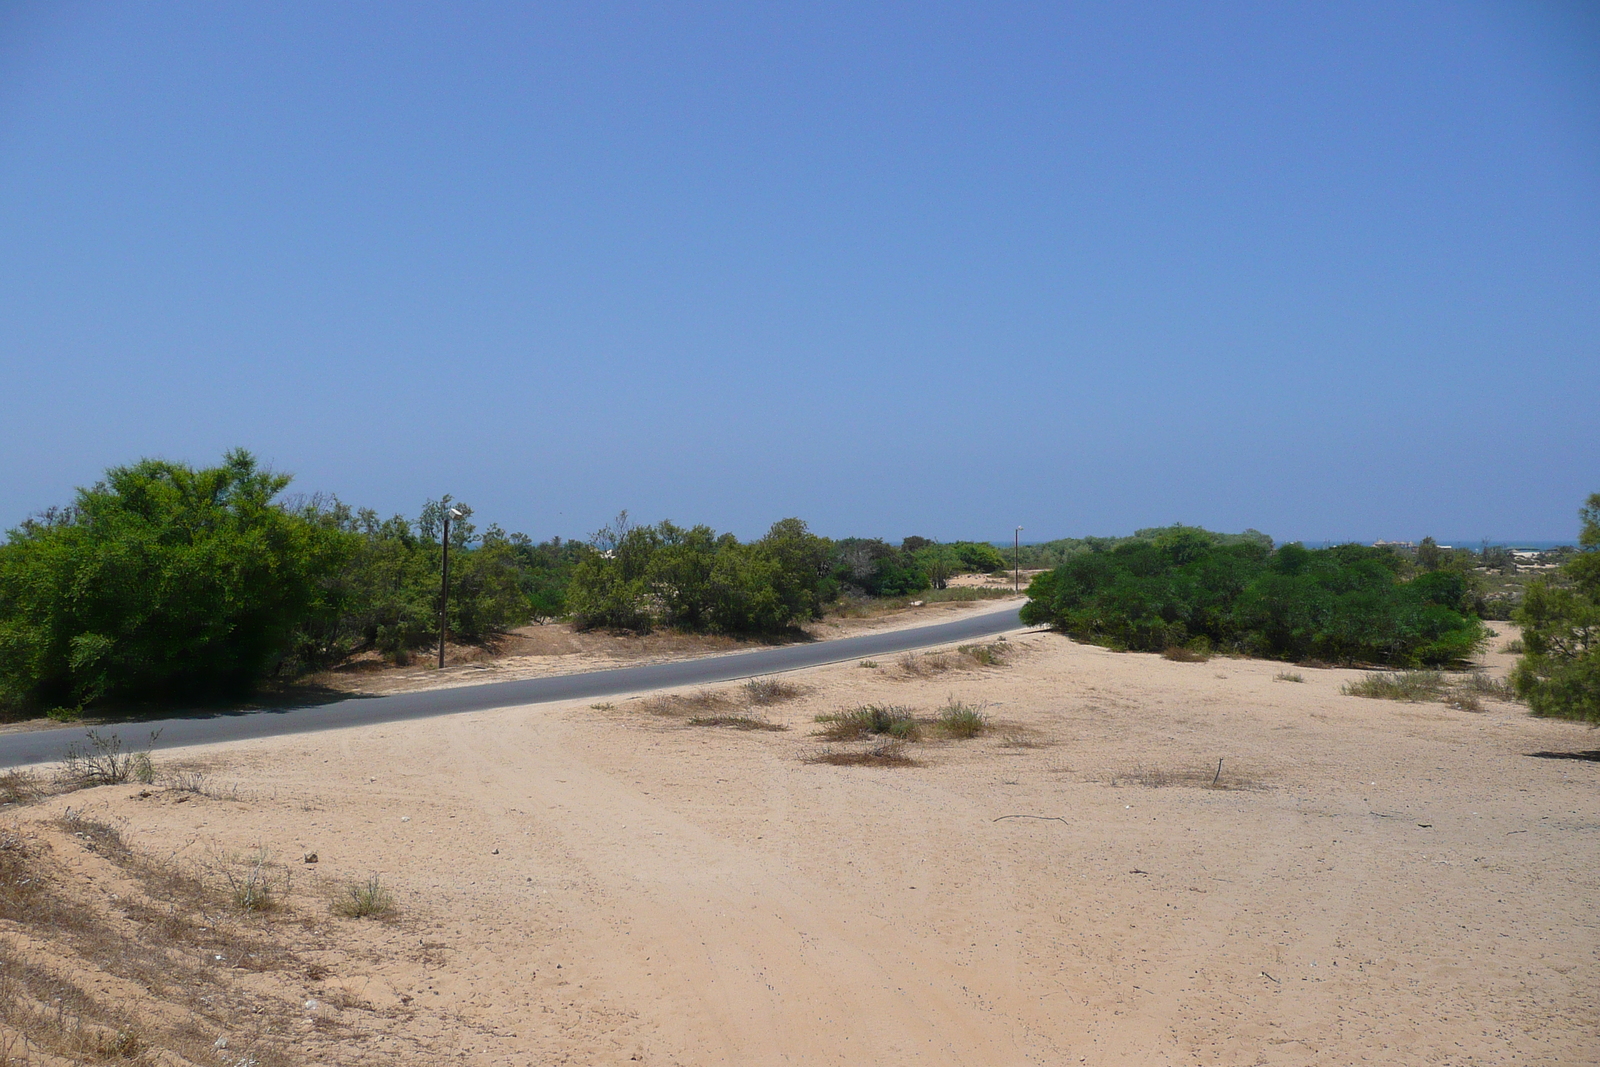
897 643 1009 677
223 846 290 913
1112 760 1266 791
639 689 731 718
897 651 954 676
805 740 920 767
814 705 920 742
1274 671 1305 683
1342 670 1517 711
1342 671 1448 701
0 769 42 807
1457 672 1518 702
1162 646 1210 663
957 641 1009 666
997 731 1050 749
742 676 806 705
688 715 788 731
332 874 396 919
936 700 989 739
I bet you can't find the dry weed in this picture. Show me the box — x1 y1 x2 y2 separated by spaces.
935 699 989 739
332 874 396 919
814 705 920 742
1111 760 1265 791
687 715 788 731
0 770 42 808
639 689 731 717
805 741 920 767
742 677 806 705
997 731 1050 749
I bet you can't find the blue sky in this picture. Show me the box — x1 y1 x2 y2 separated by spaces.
2 2 1596 545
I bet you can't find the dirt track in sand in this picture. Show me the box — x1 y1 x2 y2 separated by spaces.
9 627 1597 1065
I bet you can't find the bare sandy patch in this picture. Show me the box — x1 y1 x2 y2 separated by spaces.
295 597 1023 698
3 624 1595 1065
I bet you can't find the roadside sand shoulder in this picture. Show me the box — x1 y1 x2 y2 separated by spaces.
7 625 1596 1065
303 596 1023 697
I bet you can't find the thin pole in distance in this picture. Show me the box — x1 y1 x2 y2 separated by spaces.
439 505 464 669
1014 526 1024 594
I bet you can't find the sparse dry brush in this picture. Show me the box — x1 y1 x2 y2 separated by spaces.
0 809 308 1065
805 740 919 767
332 874 396 919
0 765 431 1065
935 699 989 739
687 714 788 731
814 705 920 742
742 676 806 705
1342 670 1518 712
639 689 731 718
895 642 1008 678
59 730 159 788
1111 760 1266 791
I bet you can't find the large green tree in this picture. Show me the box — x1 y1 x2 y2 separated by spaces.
1512 493 1600 722
0 450 331 711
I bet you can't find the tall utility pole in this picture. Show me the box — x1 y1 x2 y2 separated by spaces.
439 505 463 669
1014 526 1024 593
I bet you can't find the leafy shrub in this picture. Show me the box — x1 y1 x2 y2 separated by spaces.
833 539 929 597
1511 493 1600 722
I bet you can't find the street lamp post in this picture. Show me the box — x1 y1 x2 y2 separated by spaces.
1014 526 1024 594
439 505 464 669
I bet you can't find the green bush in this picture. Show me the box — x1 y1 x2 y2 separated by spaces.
1020 527 1485 667
1512 493 1600 722
834 538 929 596
0 451 330 711
566 515 837 635
0 451 585 716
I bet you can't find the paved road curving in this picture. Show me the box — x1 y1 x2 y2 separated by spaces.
0 605 1026 767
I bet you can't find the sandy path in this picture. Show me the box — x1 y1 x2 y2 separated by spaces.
44 627 1599 1065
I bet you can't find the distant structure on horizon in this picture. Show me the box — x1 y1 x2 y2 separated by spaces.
1372 540 1416 550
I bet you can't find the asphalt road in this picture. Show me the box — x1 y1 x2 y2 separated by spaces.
0 605 1026 768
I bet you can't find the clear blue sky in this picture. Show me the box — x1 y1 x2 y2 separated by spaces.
2 2 1596 546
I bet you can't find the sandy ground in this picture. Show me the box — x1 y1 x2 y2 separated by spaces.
7 626 1598 1065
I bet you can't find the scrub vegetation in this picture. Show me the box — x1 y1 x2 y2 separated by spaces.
0 451 1008 720
1511 493 1600 722
1020 526 1488 667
